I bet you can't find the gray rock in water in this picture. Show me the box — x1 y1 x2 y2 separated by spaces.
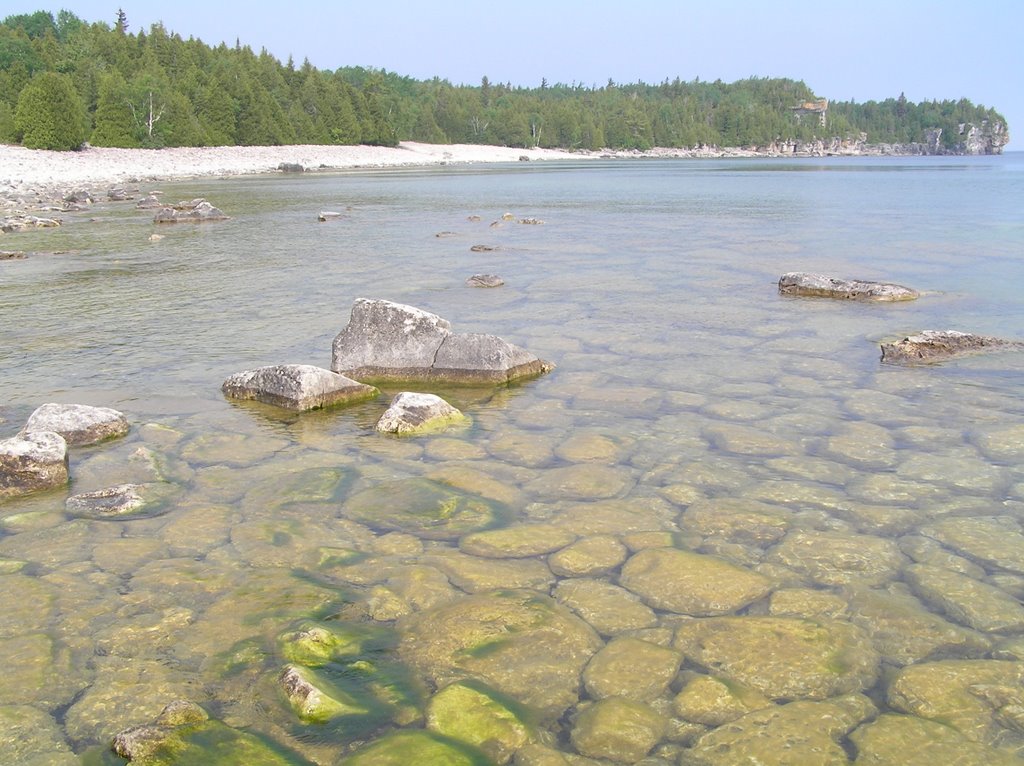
135 194 163 209
317 211 342 222
0 431 68 500
375 392 466 434
221 364 378 411
153 199 228 223
65 482 177 520
331 299 553 384
778 272 919 301
22 402 129 446
465 274 504 288
880 330 1023 364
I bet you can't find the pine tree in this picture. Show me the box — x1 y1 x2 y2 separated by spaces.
90 70 138 146
13 70 87 149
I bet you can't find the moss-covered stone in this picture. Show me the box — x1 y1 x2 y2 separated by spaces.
547 535 627 577
278 621 385 667
343 478 511 540
905 563 1024 633
673 675 772 726
766 530 906 587
426 681 534 764
850 713 1024 766
459 524 577 559
338 730 492 765
920 518 1024 575
553 578 658 637
280 664 373 724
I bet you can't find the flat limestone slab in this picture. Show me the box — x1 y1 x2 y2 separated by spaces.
222 364 378 411
778 272 919 301
880 330 1023 364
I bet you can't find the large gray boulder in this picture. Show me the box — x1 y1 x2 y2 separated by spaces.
221 364 378 411
779 272 919 301
880 330 1023 364
0 431 69 499
22 402 129 446
331 299 553 384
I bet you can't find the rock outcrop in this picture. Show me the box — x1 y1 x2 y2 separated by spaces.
22 402 129 446
375 392 466 434
880 330 1023 364
153 199 228 223
221 364 378 411
331 299 553 384
779 272 919 301
0 431 69 499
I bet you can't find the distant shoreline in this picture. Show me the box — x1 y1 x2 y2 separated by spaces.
0 139 1006 214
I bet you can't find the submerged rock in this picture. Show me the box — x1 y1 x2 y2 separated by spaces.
570 697 667 763
465 274 505 288
0 705 77 766
582 636 681 701
618 547 772 616
279 664 372 724
426 680 533 764
553 578 659 637
399 589 602 722
905 563 1024 634
673 674 772 726
222 364 378 411
153 198 229 223
766 529 906 587
851 712 1024 766
375 392 466 434
22 402 129 446
65 482 176 520
920 517 1024 575
880 330 1023 364
339 730 489 766
458 523 576 559
0 431 68 499
674 616 880 700
342 478 510 540
778 272 919 301
685 694 876 766
331 298 553 385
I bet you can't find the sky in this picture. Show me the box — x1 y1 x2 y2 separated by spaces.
7 0 1022 149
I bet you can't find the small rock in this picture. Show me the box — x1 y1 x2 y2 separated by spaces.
470 244 499 252
518 155 530 161
880 330 1023 364
583 637 681 701
65 482 176 520
570 697 667 763
375 392 466 435
426 681 533 764
222 364 378 411
135 194 163 209
22 402 128 446
0 431 68 499
278 162 304 172
0 251 26 260
518 217 544 225
318 211 342 221
435 231 458 238
778 272 919 301
107 188 133 201
153 199 228 223
466 274 504 287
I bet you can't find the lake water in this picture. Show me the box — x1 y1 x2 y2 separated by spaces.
2 155 1024 764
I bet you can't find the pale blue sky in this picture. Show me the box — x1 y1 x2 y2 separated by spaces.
7 0 1022 149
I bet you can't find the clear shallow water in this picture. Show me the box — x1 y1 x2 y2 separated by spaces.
2 155 1024 763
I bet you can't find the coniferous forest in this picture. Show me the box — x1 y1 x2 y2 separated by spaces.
0 9 1008 152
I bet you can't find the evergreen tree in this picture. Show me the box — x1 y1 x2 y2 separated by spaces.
90 69 138 146
13 70 87 149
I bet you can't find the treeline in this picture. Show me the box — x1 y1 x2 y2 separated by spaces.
0 9 1007 152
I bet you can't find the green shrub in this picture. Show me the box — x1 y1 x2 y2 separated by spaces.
14 71 88 150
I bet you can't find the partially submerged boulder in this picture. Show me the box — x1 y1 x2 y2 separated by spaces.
153 199 228 223
778 272 919 301
331 299 553 385
22 402 129 446
221 364 378 411
0 431 68 500
465 274 504 288
65 482 177 520
375 392 466 434
880 330 1023 364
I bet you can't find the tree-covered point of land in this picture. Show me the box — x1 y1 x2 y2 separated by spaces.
0 9 1008 152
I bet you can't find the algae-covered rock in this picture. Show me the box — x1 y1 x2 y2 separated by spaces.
672 675 771 726
680 498 792 546
880 330 1023 364
845 585 990 666
765 530 906 587
65 482 178 520
684 694 876 766
569 697 667 763
547 535 627 577
525 464 634 501
887 660 1024 750
424 549 555 593
920 517 1024 575
459 524 577 559
426 680 534 764
553 578 658 637
222 364 378 411
850 713 1024 766
674 617 879 700
582 637 681 702
768 588 850 620
399 589 602 722
618 548 772 616
280 664 373 724
278 621 384 667
112 703 303 765
0 705 77 766
342 478 511 540
339 730 491 765
905 563 1024 633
